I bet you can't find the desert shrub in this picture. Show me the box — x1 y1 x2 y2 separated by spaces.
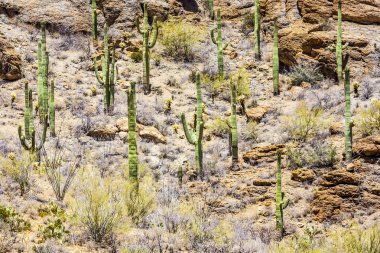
283 102 329 142
209 116 229 137
1 152 31 196
160 18 205 61
231 68 251 114
204 75 229 102
286 141 337 169
242 121 259 142
75 169 123 243
288 61 324 87
124 164 155 226
41 140 81 201
0 205 31 232
241 12 255 35
131 50 143 63
360 78 377 100
37 201 68 243
271 224 380 253
356 100 380 136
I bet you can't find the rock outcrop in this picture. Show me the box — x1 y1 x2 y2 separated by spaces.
243 144 285 165
0 32 22 81
353 135 380 157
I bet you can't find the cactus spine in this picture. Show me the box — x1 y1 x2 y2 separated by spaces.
136 3 158 95
344 68 353 162
181 72 204 178
275 150 289 237
336 0 343 83
273 19 280 96
127 82 138 189
94 23 118 113
49 80 55 137
19 84 47 158
228 80 238 162
254 0 261 60
209 0 214 20
91 0 98 45
211 9 229 79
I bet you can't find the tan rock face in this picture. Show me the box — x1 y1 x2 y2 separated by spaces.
353 135 380 157
246 106 273 122
320 170 360 186
0 32 22 81
291 168 316 183
243 144 285 165
139 126 167 144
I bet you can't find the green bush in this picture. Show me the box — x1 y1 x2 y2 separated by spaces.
1 152 31 196
160 18 205 61
288 61 323 87
0 205 31 232
131 50 143 63
231 68 251 114
356 100 380 136
209 116 229 137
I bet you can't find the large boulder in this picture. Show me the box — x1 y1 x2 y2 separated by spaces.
0 32 22 81
353 135 380 157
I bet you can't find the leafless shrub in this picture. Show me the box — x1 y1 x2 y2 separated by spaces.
360 77 377 100
287 61 324 87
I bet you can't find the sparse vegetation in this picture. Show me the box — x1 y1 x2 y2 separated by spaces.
356 99 380 136
1 152 31 196
288 61 324 87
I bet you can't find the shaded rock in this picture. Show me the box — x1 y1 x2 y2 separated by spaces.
0 32 22 81
320 169 360 186
243 144 285 165
353 135 380 157
139 126 167 144
246 106 273 122
291 168 316 183
329 121 344 135
87 125 118 141
251 178 275 186
363 182 380 196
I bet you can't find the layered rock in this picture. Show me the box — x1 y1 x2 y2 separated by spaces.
0 32 22 81
353 135 380 157
243 144 285 165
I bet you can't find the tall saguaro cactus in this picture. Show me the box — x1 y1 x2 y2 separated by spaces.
254 0 261 60
49 80 55 137
136 3 158 95
336 0 343 83
94 23 118 113
127 81 138 189
91 0 98 45
273 19 280 96
344 68 353 162
211 9 229 79
38 22 49 122
19 83 48 159
181 72 204 178
209 0 214 20
228 80 238 162
275 150 289 237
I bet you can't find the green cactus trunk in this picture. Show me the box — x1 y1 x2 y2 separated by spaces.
91 0 98 45
275 150 289 237
37 41 42 111
254 0 261 60
94 23 118 113
229 81 238 162
336 0 343 83
49 80 55 137
211 9 229 79
39 22 49 122
136 3 158 95
273 19 280 96
181 72 204 178
42 51 49 123
178 166 183 188
209 0 214 19
128 82 138 190
24 82 31 140
344 68 352 162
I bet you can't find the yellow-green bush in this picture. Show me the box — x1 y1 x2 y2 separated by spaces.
283 102 329 142
1 152 31 196
231 68 251 114
160 18 206 61
209 116 229 137
356 100 380 136
242 121 259 141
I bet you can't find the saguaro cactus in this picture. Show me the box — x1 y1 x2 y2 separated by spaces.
273 19 280 96
254 0 261 60
181 72 204 178
228 80 238 162
211 9 229 79
19 84 48 159
336 0 343 83
38 22 49 122
275 150 289 237
344 68 353 162
209 0 214 20
135 3 158 95
49 80 55 137
94 23 118 113
127 81 138 189
91 0 98 45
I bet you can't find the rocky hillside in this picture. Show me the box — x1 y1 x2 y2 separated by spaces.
0 0 379 252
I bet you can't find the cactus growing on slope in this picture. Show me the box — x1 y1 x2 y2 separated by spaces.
94 23 118 113
209 0 214 20
273 19 280 96
254 0 261 60
127 81 138 190
336 0 343 83
136 3 158 95
276 149 289 237
344 68 353 162
38 22 49 122
23 81 34 140
211 9 229 79
91 0 98 45
49 80 55 137
181 72 204 178
228 80 238 162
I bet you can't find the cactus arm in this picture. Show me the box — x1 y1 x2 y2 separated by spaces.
181 114 196 145
24 82 30 139
18 125 32 150
336 0 343 83
254 0 261 59
148 17 158 48
210 28 217 45
344 68 352 162
93 57 104 85
91 0 98 43
49 80 55 137
36 115 48 151
127 82 138 189
283 196 289 209
273 19 280 96
223 42 229 50
135 16 144 35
